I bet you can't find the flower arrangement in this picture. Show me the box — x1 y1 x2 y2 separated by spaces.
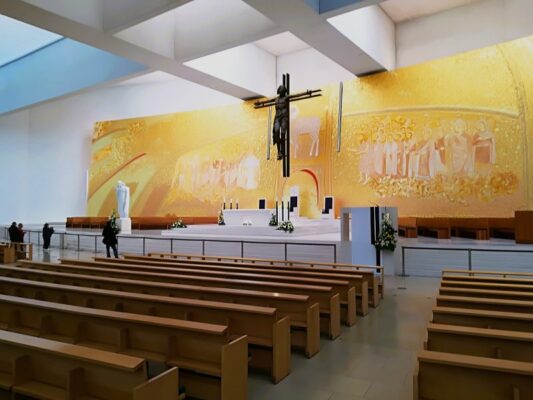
269 213 278 226
109 210 120 234
218 209 225 226
277 220 295 233
375 212 397 251
170 218 187 229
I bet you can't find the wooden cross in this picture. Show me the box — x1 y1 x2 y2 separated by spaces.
254 73 321 177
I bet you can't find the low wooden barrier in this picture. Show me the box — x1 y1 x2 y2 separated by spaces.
146 252 384 304
0 294 247 399
416 217 451 239
16 261 341 340
432 306 533 332
87 256 364 321
488 217 515 239
0 265 320 357
66 216 218 230
398 217 417 238
0 329 179 400
414 350 533 399
425 323 533 362
0 244 15 264
0 275 292 381
450 218 489 240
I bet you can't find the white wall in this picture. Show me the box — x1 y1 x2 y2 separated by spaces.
276 48 356 92
0 72 240 224
0 110 29 223
396 0 533 68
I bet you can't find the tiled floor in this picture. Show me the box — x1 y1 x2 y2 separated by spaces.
30 246 439 400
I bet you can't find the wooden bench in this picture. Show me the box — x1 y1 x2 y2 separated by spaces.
488 217 515 239
425 322 533 362
439 286 533 302
432 306 533 332
0 245 15 265
398 217 418 238
416 217 451 239
0 265 320 357
0 294 247 399
450 218 489 240
0 275 293 382
16 261 341 340
413 350 533 399
436 295 533 314
442 269 533 283
147 252 384 304
86 256 365 321
0 329 179 400
441 279 533 293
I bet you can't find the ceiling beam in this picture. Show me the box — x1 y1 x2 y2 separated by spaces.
241 0 387 75
0 0 258 99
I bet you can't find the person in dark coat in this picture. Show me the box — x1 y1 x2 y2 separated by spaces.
8 222 17 242
16 223 25 243
42 223 54 252
102 220 119 258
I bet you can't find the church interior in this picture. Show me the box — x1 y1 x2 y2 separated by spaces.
1 1 533 399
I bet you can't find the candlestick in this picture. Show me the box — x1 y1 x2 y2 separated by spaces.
275 201 279 224
236 199 239 210
287 201 290 221
281 201 284 221
230 198 233 210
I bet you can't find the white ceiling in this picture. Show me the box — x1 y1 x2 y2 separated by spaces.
380 0 481 22
254 31 310 56
112 71 180 87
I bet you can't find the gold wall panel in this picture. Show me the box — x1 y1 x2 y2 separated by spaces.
88 35 533 218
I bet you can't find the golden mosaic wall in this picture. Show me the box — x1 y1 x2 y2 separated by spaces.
88 35 533 218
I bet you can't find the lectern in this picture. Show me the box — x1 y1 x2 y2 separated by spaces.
515 210 533 244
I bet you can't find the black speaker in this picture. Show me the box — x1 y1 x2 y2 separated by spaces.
258 199 266 209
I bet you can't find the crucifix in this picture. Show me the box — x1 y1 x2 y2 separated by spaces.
254 73 321 177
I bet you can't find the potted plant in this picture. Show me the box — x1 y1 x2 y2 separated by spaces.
375 212 397 251
277 221 295 233
170 218 187 229
218 210 225 226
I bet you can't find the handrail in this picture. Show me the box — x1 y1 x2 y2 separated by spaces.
1 226 337 263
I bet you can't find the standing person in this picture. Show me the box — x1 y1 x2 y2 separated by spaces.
8 222 17 242
16 223 25 243
42 223 54 252
102 220 119 258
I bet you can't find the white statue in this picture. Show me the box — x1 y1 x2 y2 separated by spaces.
115 181 130 219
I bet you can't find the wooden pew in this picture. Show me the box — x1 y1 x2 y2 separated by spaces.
432 306 533 332
15 260 341 340
82 256 364 321
425 323 533 362
398 217 418 238
441 279 533 293
450 218 489 240
442 269 533 283
416 217 451 239
0 266 320 355
436 295 533 314
0 294 247 399
0 276 292 383
413 350 533 400
147 252 384 304
439 286 533 302
0 329 179 400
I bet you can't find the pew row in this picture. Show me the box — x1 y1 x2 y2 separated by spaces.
413 350 533 400
0 329 179 400
146 252 384 304
439 286 533 302
425 323 533 362
442 269 533 281
0 265 320 358
65 257 358 326
431 306 533 332
15 260 341 340
436 295 533 314
0 294 247 399
0 275 292 382
441 279 533 293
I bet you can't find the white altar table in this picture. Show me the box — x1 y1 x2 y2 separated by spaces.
223 209 272 226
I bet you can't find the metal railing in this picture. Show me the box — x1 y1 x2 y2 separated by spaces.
1 226 337 262
401 245 533 276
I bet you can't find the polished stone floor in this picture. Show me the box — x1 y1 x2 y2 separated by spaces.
28 246 439 400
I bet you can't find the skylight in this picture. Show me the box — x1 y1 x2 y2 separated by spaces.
0 14 62 68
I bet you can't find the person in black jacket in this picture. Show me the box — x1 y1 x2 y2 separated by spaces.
42 223 54 252
102 220 119 258
8 222 17 242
